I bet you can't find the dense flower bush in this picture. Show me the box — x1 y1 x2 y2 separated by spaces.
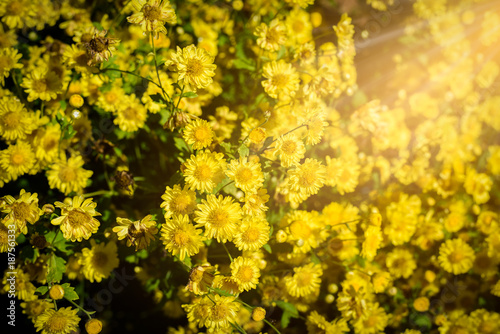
1 0 499 333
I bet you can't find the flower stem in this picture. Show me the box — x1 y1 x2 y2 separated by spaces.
65 297 95 319
264 318 281 334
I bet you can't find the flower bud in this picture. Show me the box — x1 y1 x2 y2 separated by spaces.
252 307 266 322
49 285 65 300
85 318 103 334
69 94 84 108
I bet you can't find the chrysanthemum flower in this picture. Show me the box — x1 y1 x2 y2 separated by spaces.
33 124 61 163
273 133 305 168
230 256 260 292
0 141 36 179
334 157 360 195
21 67 62 102
469 309 500 334
282 210 325 253
51 196 101 242
261 60 300 100
183 296 212 328
233 215 270 251
113 215 158 251
46 154 93 195
306 311 349 333
34 307 80 334
182 118 214 150
254 19 287 52
2 189 41 234
96 84 126 113
385 248 416 279
80 240 119 283
285 263 323 298
169 45 217 90
225 157 264 193
371 271 391 293
114 94 147 132
361 226 383 261
0 47 23 86
0 0 36 29
353 302 389 334
464 168 492 204
82 29 120 66
438 238 476 275
286 158 326 198
241 188 270 217
161 214 204 260
204 295 241 331
127 0 177 36
194 194 242 243
186 264 218 295
20 298 54 323
1 267 37 301
183 150 226 193
0 222 14 252
160 184 197 219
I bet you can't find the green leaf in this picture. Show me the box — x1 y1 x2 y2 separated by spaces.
311 253 320 264
277 45 287 60
262 244 272 254
174 137 190 152
413 314 432 330
238 144 250 157
281 311 293 329
36 286 49 296
275 301 299 318
61 283 79 301
219 142 235 159
182 91 198 99
47 254 66 284
45 231 73 254
233 58 256 71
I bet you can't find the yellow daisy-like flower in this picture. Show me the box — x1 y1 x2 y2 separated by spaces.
230 256 261 292
0 47 23 86
361 226 383 261
82 29 120 66
169 45 217 90
182 118 214 150
113 215 158 251
254 19 287 52
233 215 270 251
1 267 36 301
183 295 213 327
438 238 476 275
34 307 80 334
20 298 54 323
194 194 242 243
0 141 36 179
51 196 101 242
285 263 323 298
306 311 349 333
33 124 62 164
353 302 389 334
160 214 204 260
0 0 36 29
160 184 197 219
46 154 93 195
2 189 41 234
241 188 270 217
282 210 326 253
225 157 264 193
463 168 492 204
114 94 147 132
96 84 126 113
261 60 300 100
204 294 241 331
127 0 177 36
385 248 416 279
286 158 326 199
183 150 226 193
274 133 306 168
0 221 14 252
20 67 62 102
80 240 119 283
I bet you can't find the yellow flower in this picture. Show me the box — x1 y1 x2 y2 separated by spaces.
182 118 214 150
113 215 158 251
438 238 475 275
241 188 270 217
1 189 41 234
96 84 126 113
127 0 177 36
386 248 416 279
114 94 147 132
230 256 261 292
273 133 305 168
306 311 349 333
160 184 197 219
32 124 62 164
464 168 492 204
371 271 391 293
285 263 323 298
0 47 23 86
51 196 101 242
254 19 287 52
183 150 226 193
21 67 62 102
194 194 242 243
204 294 241 331
261 60 300 100
413 297 430 312
82 29 120 66
160 214 204 260
233 215 270 251
34 307 80 334
353 302 389 334
361 226 382 261
169 45 217 90
225 157 264 193
2 267 36 301
80 240 119 283
283 210 325 253
286 158 326 199
46 154 93 195
0 0 36 29
186 264 218 295
20 298 54 323
0 141 36 179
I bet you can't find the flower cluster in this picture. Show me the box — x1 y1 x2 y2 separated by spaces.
1 0 499 333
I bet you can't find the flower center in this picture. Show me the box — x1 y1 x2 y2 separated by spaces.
290 220 311 239
271 73 288 88
33 78 48 93
105 91 117 103
121 107 140 120
3 112 21 129
242 227 260 243
43 138 58 151
11 152 25 165
68 210 90 228
93 251 108 267
142 4 161 21
194 164 213 181
186 58 204 77
172 193 192 213
12 202 31 222
299 169 316 187
89 38 106 53
236 266 254 282
211 304 228 321
281 140 297 155
364 315 378 328
173 229 190 246
208 209 229 228
292 21 305 33
295 272 312 287
7 1 23 15
59 166 77 182
236 167 253 183
194 127 211 142
46 313 67 331
448 251 465 263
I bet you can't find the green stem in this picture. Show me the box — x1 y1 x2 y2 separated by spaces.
65 297 94 319
83 190 114 198
264 318 281 334
150 32 171 102
175 84 185 111
222 243 233 262
215 180 235 195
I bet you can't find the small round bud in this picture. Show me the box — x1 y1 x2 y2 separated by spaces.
275 230 287 243
327 283 338 294
325 294 335 304
252 307 266 322
413 297 430 312
85 318 103 334
249 127 266 144
49 285 65 300
424 270 436 283
369 212 382 226
69 94 84 108
311 12 322 28
232 0 243 10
